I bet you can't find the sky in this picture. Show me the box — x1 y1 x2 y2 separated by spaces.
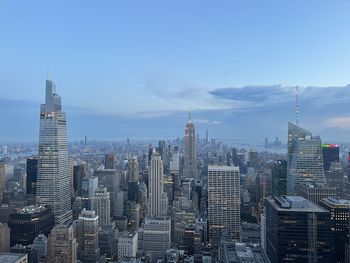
1 1 350 143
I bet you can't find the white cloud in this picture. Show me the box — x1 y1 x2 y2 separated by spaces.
324 116 350 130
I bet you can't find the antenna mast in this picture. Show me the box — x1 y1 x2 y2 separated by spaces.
295 86 299 126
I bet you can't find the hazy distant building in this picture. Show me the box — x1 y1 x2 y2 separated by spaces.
36 78 72 224
48 224 77 263
271 160 287 196
26 158 38 195
8 205 54 246
78 210 100 263
265 196 333 263
184 114 197 179
0 160 5 201
0 223 10 252
98 224 117 261
208 165 240 244
128 157 139 182
287 122 327 195
93 186 111 227
104 153 116 170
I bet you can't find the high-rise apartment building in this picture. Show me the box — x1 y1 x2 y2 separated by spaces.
78 210 100 263
287 122 327 195
149 151 167 217
48 224 77 263
26 158 38 195
184 114 197 179
36 78 72 224
208 165 240 244
265 196 333 263
93 186 110 227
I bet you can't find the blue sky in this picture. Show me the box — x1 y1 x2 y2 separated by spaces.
1 1 350 142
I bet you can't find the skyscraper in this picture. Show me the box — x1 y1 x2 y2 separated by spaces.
287 122 327 195
26 158 38 195
265 196 333 263
0 160 5 202
93 186 111 227
149 150 168 217
184 113 197 179
208 165 240 244
36 78 72 225
104 153 116 170
271 160 287 196
322 143 340 172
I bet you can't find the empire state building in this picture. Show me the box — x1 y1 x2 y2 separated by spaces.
184 112 197 179
36 77 72 225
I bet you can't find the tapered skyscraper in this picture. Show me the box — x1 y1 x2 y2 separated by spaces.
184 112 197 178
37 78 72 225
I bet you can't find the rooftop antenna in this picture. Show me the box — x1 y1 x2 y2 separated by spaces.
188 107 192 122
295 86 299 126
47 65 51 81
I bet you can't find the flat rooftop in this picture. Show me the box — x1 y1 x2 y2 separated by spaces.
267 196 328 213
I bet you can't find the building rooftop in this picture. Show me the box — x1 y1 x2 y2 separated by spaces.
0 253 27 263
19 205 47 214
268 196 328 213
208 165 239 171
321 197 350 207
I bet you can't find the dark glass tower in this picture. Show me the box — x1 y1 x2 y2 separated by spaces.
26 157 38 195
271 160 287 196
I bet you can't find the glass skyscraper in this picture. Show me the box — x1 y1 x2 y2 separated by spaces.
36 78 72 225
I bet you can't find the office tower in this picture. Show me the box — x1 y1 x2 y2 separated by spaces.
129 202 140 232
184 113 197 179
36 78 72 225
0 204 14 224
48 224 77 263
98 224 117 261
170 146 180 172
26 158 38 195
104 153 116 170
116 191 128 217
0 252 28 263
0 160 5 201
322 143 340 172
138 217 171 260
325 162 344 197
319 198 350 263
81 176 98 210
149 151 167 217
118 231 138 261
128 157 139 182
8 205 54 246
78 210 100 263
299 184 336 204
0 223 10 252
73 164 88 196
10 245 37 263
32 234 47 261
14 166 25 189
93 187 110 227
95 169 119 217
265 196 333 263
208 165 240 244
158 140 167 171
287 122 327 195
248 150 258 169
72 197 83 220
271 160 287 196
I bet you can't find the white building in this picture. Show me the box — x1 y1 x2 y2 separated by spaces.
118 231 138 261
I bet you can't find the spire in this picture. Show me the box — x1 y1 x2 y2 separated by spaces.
188 108 192 123
47 65 51 81
295 86 299 126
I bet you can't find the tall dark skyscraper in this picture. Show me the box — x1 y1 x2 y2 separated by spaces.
265 196 333 263
36 77 72 225
271 160 287 196
26 157 38 195
184 113 197 179
322 143 340 172
104 153 116 170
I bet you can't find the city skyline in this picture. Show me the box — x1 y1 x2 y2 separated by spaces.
1 1 350 142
